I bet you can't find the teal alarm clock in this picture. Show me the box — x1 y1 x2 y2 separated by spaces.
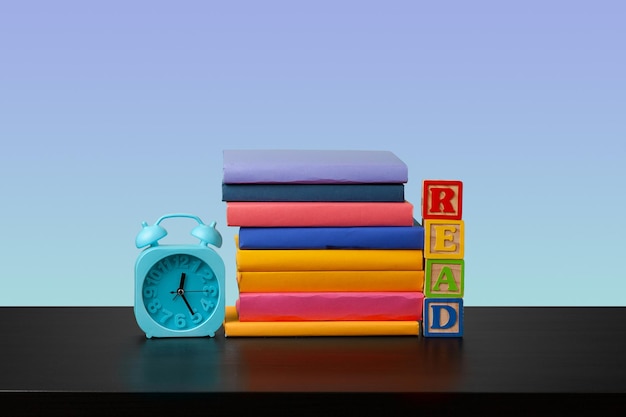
134 213 225 338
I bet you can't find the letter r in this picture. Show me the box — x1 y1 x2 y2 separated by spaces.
430 187 456 213
421 180 463 220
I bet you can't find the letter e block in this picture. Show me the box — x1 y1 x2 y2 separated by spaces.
425 259 464 298
422 180 463 220
423 298 464 337
424 219 464 259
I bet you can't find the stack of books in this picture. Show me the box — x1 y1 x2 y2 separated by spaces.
221 149 425 336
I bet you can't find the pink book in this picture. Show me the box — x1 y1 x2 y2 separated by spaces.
236 292 425 321
226 201 415 227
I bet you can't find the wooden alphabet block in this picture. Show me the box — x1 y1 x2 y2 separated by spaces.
425 259 464 298
424 219 464 259
423 298 464 337
422 180 463 220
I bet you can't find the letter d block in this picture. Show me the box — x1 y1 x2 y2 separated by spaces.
424 219 464 259
425 259 464 298
422 180 463 220
423 298 464 338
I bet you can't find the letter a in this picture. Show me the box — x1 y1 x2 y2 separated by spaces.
433 266 459 292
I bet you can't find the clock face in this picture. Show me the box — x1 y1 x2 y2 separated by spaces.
141 254 220 332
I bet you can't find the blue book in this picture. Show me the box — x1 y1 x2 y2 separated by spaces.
222 183 405 202
223 149 408 184
238 222 424 250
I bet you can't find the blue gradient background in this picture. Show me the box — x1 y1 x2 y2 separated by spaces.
1 1 624 306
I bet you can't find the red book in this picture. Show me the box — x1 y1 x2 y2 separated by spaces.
226 201 415 227
236 292 425 321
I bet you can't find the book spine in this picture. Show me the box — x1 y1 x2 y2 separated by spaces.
236 248 424 272
237 292 425 321
222 183 405 202
227 201 415 227
237 270 425 292
224 307 420 337
238 225 424 249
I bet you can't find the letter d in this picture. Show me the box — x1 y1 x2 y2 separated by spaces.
430 305 458 330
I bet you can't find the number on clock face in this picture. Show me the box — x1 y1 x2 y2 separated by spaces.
142 254 219 331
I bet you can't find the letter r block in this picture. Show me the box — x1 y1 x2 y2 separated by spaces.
424 219 464 259
422 180 463 220
423 298 464 337
425 259 464 298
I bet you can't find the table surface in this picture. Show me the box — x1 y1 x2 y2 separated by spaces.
1 307 625 415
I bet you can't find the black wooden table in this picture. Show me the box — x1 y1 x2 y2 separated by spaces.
1 307 625 416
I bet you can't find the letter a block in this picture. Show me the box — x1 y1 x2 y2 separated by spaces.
424 219 464 259
425 259 464 298
423 298 464 337
422 180 463 220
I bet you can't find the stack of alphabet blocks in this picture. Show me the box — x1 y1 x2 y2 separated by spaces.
421 180 464 337
221 149 427 337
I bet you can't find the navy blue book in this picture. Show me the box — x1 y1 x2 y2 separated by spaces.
238 221 424 250
222 183 404 202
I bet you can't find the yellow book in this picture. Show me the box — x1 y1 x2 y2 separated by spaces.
237 270 424 292
223 306 420 337
235 238 424 272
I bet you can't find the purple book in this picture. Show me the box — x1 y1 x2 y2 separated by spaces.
223 149 408 184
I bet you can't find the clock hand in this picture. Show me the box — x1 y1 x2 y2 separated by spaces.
180 293 195 315
172 272 187 300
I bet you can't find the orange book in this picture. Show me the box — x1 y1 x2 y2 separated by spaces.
223 306 419 337
236 246 424 272
237 270 424 292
